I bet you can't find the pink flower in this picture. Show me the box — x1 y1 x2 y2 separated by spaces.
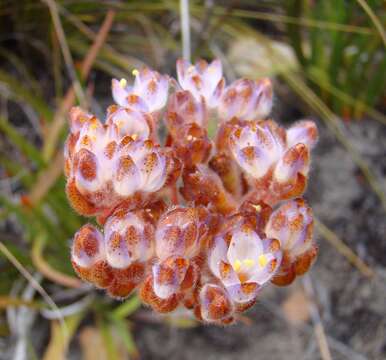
176 59 225 107
218 78 273 122
208 218 282 304
112 68 169 112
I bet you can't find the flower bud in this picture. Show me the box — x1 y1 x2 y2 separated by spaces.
176 59 225 107
71 224 113 289
104 209 154 269
155 206 211 260
218 78 273 122
198 283 234 324
106 105 152 140
166 90 207 132
180 165 237 215
265 199 317 285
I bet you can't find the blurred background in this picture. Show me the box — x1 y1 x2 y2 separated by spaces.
0 1 385 359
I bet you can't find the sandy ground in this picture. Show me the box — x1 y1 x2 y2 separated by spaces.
131 119 386 360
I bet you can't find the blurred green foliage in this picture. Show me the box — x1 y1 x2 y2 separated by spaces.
286 0 385 119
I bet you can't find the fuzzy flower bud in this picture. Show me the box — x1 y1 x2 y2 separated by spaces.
218 78 273 122
176 59 225 107
140 207 211 313
265 199 317 286
197 283 234 324
112 68 169 112
165 91 212 165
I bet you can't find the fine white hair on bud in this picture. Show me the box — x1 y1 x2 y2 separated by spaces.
176 58 225 108
218 78 273 122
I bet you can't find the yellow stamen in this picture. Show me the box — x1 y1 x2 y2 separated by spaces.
258 254 268 268
89 120 99 130
243 259 255 268
252 204 262 213
131 134 138 140
233 259 242 272
132 69 139 76
119 78 127 88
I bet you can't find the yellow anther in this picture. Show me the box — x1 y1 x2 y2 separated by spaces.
243 259 255 268
89 120 99 130
233 259 242 272
132 69 139 76
187 65 195 74
119 78 127 88
131 133 138 140
252 204 262 213
258 254 268 268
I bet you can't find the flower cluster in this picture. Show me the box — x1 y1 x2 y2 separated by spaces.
66 59 318 325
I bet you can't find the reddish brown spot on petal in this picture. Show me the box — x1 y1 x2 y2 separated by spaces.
148 79 157 94
241 282 258 295
77 149 97 181
104 141 117 159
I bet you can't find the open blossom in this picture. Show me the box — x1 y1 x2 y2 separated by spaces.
112 68 169 113
67 58 319 325
64 107 178 217
208 217 282 307
265 199 317 286
230 119 318 203
176 59 225 107
218 78 273 122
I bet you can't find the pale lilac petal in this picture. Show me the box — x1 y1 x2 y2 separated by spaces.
226 283 260 304
287 120 318 149
208 236 228 278
107 107 150 140
112 78 130 107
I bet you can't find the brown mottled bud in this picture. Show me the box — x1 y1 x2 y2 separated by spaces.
176 59 224 108
218 78 273 122
155 206 211 260
71 224 113 288
180 165 237 215
199 284 234 323
266 199 316 285
139 275 181 313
